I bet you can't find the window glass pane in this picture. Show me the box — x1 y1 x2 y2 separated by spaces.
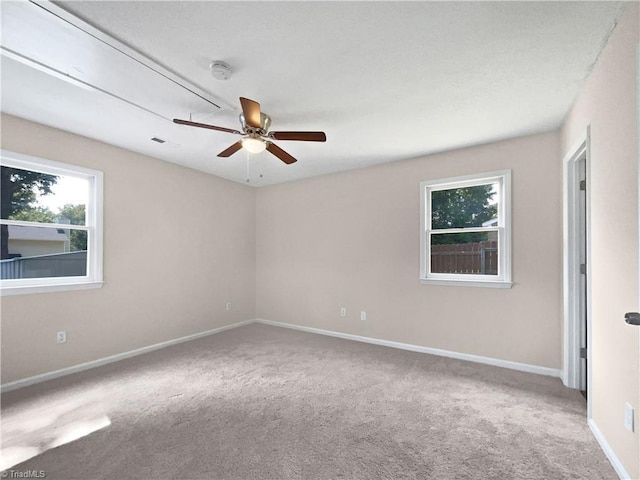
431 183 498 229
0 166 88 225
430 232 498 275
0 225 87 279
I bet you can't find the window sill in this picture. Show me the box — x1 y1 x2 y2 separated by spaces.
0 281 104 296
419 278 513 289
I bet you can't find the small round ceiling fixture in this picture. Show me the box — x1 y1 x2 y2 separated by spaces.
209 61 232 81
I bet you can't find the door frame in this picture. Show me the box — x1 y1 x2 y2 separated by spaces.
562 127 592 416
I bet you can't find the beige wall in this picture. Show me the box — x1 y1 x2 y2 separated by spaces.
0 114 257 384
256 131 563 369
561 4 639 477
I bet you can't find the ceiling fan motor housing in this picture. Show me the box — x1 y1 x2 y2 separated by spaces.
240 112 271 134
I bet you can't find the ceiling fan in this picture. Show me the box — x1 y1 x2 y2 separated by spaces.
173 97 326 164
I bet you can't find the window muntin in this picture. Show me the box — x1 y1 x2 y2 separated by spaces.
0 150 103 295
420 171 511 287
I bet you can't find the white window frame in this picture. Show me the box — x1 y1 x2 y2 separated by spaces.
0 150 103 296
420 170 512 288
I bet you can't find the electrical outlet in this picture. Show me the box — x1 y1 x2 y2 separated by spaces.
340 307 346 317
624 403 634 432
56 331 67 344
226 302 232 311
360 311 367 321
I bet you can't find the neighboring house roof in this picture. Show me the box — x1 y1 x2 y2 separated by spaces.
7 225 69 242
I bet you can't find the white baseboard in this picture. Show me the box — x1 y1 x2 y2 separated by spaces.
588 419 633 480
0 319 254 393
0 317 562 393
255 318 561 378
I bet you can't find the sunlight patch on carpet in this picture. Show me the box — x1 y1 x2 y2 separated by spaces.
1 389 110 471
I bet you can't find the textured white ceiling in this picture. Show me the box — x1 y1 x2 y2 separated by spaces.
1 1 628 186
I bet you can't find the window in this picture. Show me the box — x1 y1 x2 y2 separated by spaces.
0 150 103 295
420 170 512 288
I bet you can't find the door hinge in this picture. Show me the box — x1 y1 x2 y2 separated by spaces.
580 264 586 274
580 347 587 359
579 180 586 191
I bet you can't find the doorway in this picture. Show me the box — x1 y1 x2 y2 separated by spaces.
577 154 587 398
563 129 591 407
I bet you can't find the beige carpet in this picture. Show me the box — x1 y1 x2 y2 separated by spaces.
1 323 616 479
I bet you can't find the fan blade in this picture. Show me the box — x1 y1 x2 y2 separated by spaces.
266 142 297 164
173 118 240 135
240 97 261 128
270 131 326 142
217 141 243 157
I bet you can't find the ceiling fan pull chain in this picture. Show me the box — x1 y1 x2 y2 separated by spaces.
246 151 250 183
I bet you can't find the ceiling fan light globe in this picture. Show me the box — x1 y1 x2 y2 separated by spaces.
242 137 267 153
